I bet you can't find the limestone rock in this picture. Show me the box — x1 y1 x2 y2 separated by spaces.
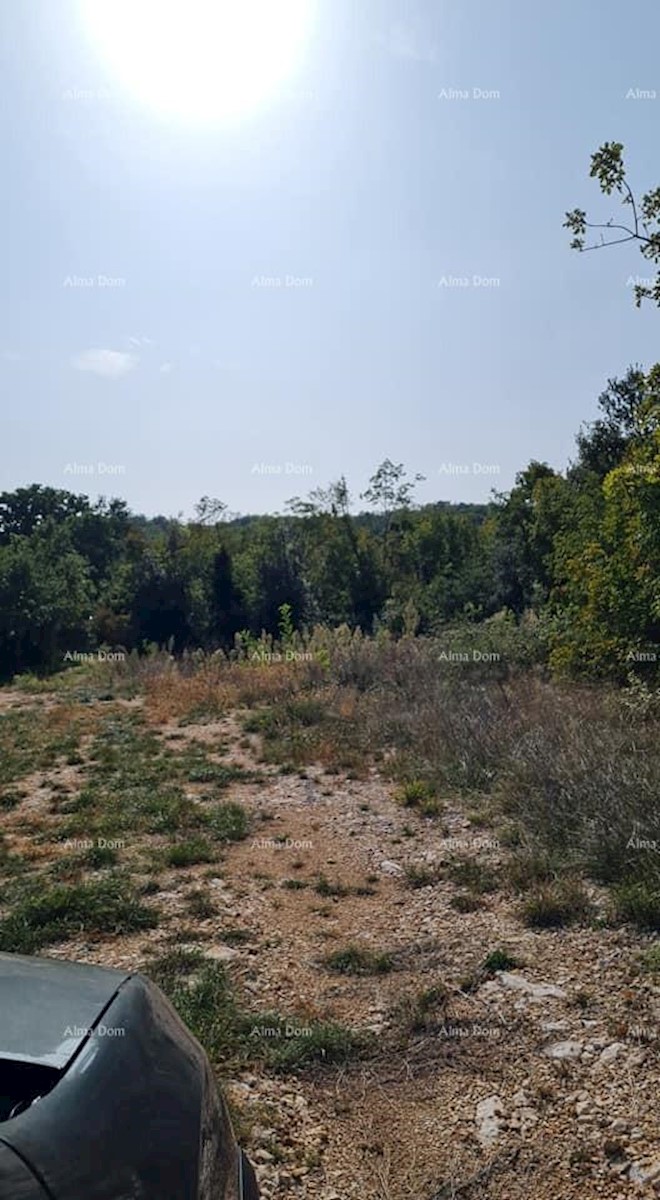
475 1095 505 1148
543 1039 583 1060
498 973 567 1001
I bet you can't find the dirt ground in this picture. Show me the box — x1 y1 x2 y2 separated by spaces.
2 695 659 1199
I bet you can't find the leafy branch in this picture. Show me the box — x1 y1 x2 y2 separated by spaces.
564 142 660 306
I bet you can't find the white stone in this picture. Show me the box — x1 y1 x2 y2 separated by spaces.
205 944 239 962
475 1095 505 1148
628 1160 660 1184
543 1040 583 1060
379 859 403 875
596 1042 625 1066
498 973 567 1000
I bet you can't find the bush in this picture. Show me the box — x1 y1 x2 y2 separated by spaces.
612 882 660 931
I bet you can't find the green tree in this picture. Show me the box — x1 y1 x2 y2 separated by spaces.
0 522 93 677
0 485 90 543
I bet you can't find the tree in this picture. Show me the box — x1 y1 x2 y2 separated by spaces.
565 142 660 306
490 462 561 613
549 364 660 677
0 485 90 543
0 522 93 678
286 478 386 631
573 366 649 480
193 496 227 526
209 546 246 647
360 460 425 537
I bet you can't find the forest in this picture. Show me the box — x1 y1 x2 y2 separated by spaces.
1 357 659 683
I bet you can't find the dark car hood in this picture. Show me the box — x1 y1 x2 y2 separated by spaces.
0 952 130 1069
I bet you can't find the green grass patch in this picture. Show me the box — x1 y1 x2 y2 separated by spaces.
482 948 522 973
145 950 367 1073
323 945 393 975
0 706 88 787
203 801 249 843
0 875 159 953
394 779 441 816
445 859 500 894
164 839 217 868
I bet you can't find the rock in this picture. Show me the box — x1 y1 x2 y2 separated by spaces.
543 1040 583 1060
379 860 403 876
519 1107 538 1133
576 1100 593 1116
595 1042 625 1067
628 1160 660 1184
498 973 567 1001
253 1149 275 1164
205 944 239 962
609 1119 630 1134
476 1095 505 1148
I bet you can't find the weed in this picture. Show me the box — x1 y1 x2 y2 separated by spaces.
482 948 521 973
449 893 483 913
445 859 500 894
185 889 218 919
403 864 440 889
521 879 592 928
323 946 393 975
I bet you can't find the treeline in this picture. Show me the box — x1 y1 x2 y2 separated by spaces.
1 361 658 681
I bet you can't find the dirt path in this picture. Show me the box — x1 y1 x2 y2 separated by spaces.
2 697 659 1199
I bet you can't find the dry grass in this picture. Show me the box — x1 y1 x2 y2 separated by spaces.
22 626 660 925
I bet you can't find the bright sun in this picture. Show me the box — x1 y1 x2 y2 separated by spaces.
79 0 313 124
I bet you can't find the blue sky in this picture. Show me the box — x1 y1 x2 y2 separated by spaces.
1 0 659 517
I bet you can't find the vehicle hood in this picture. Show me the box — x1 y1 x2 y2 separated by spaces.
0 952 130 1069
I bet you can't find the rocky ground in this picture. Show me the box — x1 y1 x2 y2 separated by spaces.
1 691 659 1199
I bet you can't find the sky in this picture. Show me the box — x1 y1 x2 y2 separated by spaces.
1 0 659 518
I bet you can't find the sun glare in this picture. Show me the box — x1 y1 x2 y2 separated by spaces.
79 0 313 123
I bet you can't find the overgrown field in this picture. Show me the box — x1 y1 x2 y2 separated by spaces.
2 626 660 1198
11 623 659 927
